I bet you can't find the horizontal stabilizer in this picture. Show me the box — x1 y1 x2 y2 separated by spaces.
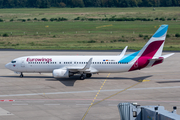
146 57 164 68
146 53 174 68
161 53 174 59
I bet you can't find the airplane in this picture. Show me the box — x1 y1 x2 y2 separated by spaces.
5 25 174 80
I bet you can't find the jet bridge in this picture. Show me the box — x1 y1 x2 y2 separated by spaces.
117 102 180 120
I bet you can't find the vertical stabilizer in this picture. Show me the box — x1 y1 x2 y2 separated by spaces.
139 25 168 58
129 25 168 71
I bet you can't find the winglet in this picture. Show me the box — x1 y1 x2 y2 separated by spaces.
119 46 128 57
82 58 93 70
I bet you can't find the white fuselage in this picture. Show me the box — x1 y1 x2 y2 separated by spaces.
6 55 133 74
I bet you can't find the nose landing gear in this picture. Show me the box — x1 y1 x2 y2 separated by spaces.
20 72 24 78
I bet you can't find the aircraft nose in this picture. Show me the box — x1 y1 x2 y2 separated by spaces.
5 63 11 69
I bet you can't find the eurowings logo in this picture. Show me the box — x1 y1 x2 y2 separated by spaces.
26 58 52 62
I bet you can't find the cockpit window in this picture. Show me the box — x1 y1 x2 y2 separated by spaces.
11 61 16 63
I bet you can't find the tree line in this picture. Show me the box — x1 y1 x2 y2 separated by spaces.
0 0 180 8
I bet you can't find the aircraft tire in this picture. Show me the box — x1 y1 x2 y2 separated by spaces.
20 73 23 78
86 73 92 78
80 75 84 80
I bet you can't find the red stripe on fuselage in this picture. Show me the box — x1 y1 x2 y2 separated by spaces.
129 40 164 71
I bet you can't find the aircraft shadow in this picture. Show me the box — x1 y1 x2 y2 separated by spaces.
1 75 152 86
0 76 53 78
88 75 152 81
46 76 84 86
46 75 152 86
157 80 180 83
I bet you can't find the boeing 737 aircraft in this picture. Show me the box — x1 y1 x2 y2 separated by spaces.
5 25 174 80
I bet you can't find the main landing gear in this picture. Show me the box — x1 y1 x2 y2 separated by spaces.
80 73 92 80
20 72 24 78
80 74 85 80
86 73 92 78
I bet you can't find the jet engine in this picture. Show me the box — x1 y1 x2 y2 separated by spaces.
53 69 69 78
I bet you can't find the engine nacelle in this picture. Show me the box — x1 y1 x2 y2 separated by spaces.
53 69 69 78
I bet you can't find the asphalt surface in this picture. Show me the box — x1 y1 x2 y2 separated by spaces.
0 51 180 120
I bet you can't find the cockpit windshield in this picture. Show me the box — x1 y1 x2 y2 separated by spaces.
11 61 16 63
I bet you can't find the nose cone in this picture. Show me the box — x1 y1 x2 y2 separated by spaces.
5 63 11 69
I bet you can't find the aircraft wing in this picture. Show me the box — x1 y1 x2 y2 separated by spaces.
119 46 128 58
66 58 98 73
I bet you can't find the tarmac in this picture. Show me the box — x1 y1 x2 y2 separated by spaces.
0 50 180 120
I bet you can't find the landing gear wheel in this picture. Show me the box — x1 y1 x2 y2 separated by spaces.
20 73 23 78
80 75 84 80
86 73 92 78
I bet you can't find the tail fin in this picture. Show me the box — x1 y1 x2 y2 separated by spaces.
139 24 168 58
129 25 169 71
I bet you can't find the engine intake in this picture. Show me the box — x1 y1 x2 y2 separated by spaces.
53 69 69 78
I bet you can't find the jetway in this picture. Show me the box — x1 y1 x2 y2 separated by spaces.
117 102 180 120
